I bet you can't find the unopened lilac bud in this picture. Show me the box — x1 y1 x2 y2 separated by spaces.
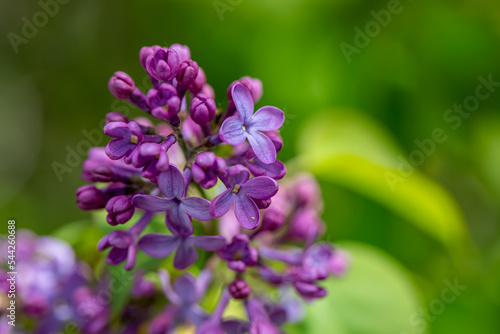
190 94 216 125
91 165 114 182
189 67 207 94
192 152 227 189
108 71 135 99
139 45 162 70
294 174 322 210
146 48 180 81
105 195 134 225
177 60 199 86
253 198 272 210
201 84 215 99
76 185 108 210
285 209 325 243
229 279 252 300
261 206 286 232
228 76 263 103
170 43 191 63
106 112 129 124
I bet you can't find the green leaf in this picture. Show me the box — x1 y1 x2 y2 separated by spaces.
304 241 425 334
295 110 468 251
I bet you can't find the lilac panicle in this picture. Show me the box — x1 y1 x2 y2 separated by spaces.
75 42 348 333
220 84 284 164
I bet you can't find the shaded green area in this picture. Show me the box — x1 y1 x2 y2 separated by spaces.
1 0 500 332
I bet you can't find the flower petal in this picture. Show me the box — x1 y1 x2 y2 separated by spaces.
250 106 284 131
158 269 182 305
106 247 128 265
234 194 260 230
104 122 130 139
219 116 246 145
166 203 193 236
224 165 250 187
173 274 198 305
158 164 185 199
241 176 278 199
174 240 199 269
210 190 234 218
190 236 227 251
105 139 134 160
133 195 174 212
181 197 212 221
247 131 277 165
138 233 179 258
231 84 254 123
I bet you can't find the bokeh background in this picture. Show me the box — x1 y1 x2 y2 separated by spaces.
1 0 500 333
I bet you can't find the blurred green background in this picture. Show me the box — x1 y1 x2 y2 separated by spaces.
1 0 500 333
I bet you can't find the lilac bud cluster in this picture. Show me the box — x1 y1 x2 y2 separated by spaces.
74 43 349 332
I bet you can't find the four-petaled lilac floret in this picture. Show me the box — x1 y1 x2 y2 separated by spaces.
133 164 213 236
104 121 162 163
218 234 257 272
146 48 180 81
219 84 284 164
190 94 216 125
210 165 278 229
138 231 226 270
191 152 227 189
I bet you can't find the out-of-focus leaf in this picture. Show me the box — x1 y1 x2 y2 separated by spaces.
295 110 468 251
304 241 424 334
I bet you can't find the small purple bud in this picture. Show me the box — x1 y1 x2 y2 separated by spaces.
190 94 216 125
146 48 180 81
294 174 322 210
108 71 135 100
76 185 108 210
177 60 199 87
253 198 272 210
105 195 135 225
229 279 251 300
201 84 215 99
260 206 286 232
91 165 114 182
189 67 207 94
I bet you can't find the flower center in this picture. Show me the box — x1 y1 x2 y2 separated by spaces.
154 154 160 159
130 135 138 144
242 125 247 131
232 184 241 194
233 250 243 260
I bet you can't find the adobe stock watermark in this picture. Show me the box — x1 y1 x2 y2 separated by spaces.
7 0 71 54
339 0 408 64
213 0 243 21
399 277 467 334
385 74 499 191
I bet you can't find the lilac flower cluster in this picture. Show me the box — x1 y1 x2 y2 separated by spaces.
75 43 348 333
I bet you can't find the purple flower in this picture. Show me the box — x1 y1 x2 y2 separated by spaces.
104 121 162 162
218 234 257 272
139 45 162 71
189 67 207 94
170 43 191 63
177 60 199 87
105 195 135 225
229 279 252 300
147 83 182 124
146 48 180 81
220 84 284 164
210 165 278 230
108 71 135 100
98 212 153 270
302 243 350 278
190 94 216 125
82 147 141 183
134 135 176 181
285 208 325 245
228 76 263 103
138 231 226 270
191 152 227 189
76 185 109 210
133 164 213 236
